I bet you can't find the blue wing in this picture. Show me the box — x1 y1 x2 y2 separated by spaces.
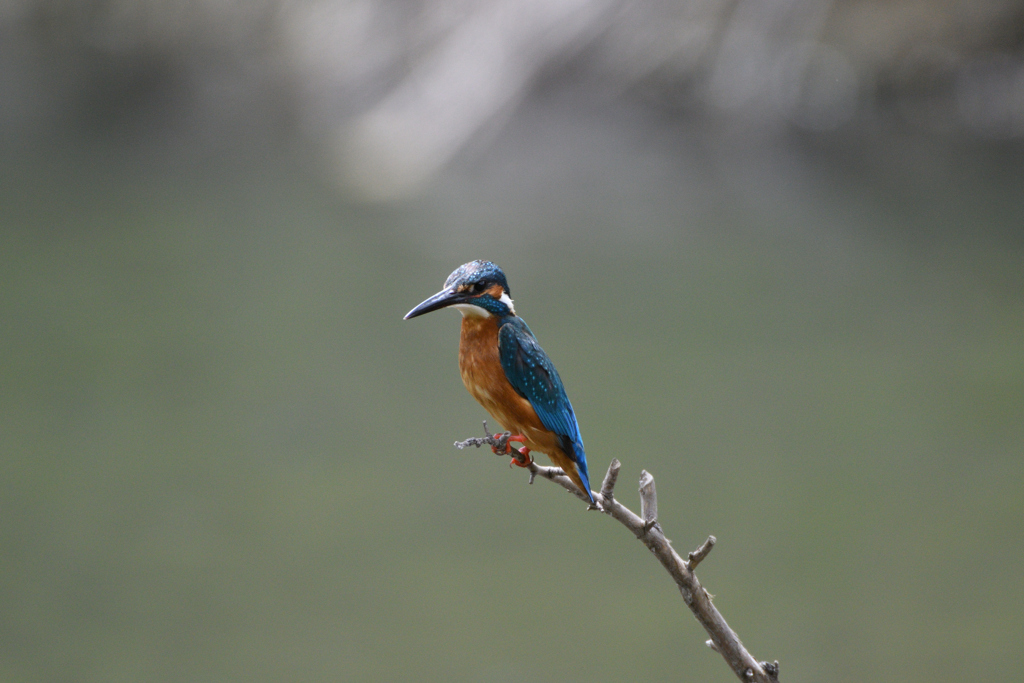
498 317 592 496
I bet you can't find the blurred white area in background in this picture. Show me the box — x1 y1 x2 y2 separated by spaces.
2 0 1022 198
328 0 616 200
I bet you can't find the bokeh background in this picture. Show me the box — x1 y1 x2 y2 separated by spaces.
2 1 1023 681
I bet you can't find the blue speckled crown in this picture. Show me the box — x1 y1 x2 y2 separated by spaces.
444 260 510 294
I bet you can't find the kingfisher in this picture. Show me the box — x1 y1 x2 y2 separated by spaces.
404 260 594 504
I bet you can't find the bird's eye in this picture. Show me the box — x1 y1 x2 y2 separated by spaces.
472 282 486 294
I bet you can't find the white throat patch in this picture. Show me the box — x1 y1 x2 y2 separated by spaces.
499 291 516 315
454 303 491 318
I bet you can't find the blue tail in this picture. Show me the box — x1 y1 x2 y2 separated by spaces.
571 437 595 504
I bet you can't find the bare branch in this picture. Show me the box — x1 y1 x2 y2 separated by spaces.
455 423 779 683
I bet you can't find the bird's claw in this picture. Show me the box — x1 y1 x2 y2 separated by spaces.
493 434 532 467
486 431 533 467
490 431 511 455
491 432 523 453
509 446 533 468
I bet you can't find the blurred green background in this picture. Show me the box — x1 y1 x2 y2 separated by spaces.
2 2 1023 682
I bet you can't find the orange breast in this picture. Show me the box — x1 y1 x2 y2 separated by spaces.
458 316 560 456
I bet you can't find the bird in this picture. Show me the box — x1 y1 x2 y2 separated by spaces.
404 260 594 504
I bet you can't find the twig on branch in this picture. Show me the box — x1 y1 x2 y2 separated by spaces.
688 535 716 571
599 458 620 501
638 469 659 532
455 422 780 683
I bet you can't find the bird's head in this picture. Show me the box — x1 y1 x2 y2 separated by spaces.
404 260 515 320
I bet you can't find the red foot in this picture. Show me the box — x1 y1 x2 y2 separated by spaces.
492 434 533 467
509 446 533 468
491 433 523 455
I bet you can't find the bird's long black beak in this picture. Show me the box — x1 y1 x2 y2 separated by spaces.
403 286 469 320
